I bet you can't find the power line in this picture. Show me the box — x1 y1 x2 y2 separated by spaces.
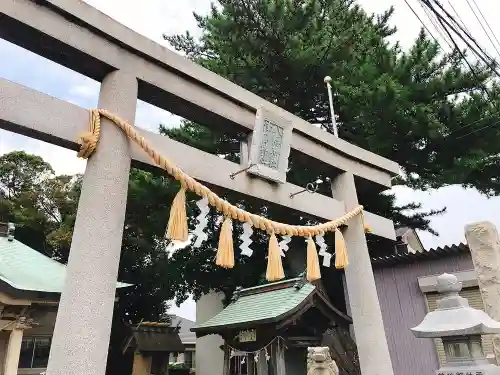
404 0 439 44
429 0 487 51
404 0 500 140
444 0 480 70
435 14 497 138
420 0 480 63
455 118 500 140
423 1 483 56
419 0 500 140
464 0 500 59
417 0 454 51
404 0 486 134
422 0 500 77
470 0 500 55
447 0 471 35
420 1 479 75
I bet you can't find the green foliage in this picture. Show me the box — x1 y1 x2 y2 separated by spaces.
0 152 179 374
0 151 80 255
165 0 500 197
162 0 500 303
0 151 53 199
169 363 189 369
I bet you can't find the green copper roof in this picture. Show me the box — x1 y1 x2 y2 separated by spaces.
194 278 315 331
0 237 130 293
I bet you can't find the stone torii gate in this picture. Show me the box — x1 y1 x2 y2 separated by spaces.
0 1 399 374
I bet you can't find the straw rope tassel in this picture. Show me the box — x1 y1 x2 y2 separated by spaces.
361 211 372 233
166 187 189 241
77 110 367 240
266 232 285 282
216 217 235 269
335 228 348 269
75 109 377 279
306 236 321 282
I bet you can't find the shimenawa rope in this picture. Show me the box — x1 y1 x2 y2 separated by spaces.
77 109 372 281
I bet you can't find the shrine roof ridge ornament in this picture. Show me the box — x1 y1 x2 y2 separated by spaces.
1 0 399 185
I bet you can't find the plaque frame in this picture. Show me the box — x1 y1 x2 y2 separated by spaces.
247 107 293 184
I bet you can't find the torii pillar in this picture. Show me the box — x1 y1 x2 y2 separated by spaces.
46 70 138 375
332 172 395 375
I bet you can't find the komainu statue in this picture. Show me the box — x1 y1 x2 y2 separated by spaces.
307 347 339 375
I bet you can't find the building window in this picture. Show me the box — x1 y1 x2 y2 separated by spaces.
19 337 51 369
184 351 194 369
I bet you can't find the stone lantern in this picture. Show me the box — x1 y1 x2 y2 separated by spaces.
411 273 500 375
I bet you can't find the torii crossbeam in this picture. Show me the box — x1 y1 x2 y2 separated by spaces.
0 1 398 374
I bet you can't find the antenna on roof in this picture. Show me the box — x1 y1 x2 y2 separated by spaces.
324 76 339 138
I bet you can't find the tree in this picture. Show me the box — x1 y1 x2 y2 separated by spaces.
162 2 500 371
0 152 179 374
0 151 79 253
0 151 259 372
0 151 53 199
165 0 500 205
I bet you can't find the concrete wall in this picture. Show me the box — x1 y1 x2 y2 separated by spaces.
196 292 224 375
373 254 473 375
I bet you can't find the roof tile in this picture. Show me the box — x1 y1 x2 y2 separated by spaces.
194 281 315 330
0 237 130 293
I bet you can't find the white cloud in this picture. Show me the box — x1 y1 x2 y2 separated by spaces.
169 296 197 322
69 83 98 100
0 130 87 175
393 185 500 248
136 101 182 133
82 0 211 44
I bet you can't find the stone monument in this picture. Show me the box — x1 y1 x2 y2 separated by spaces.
465 221 500 364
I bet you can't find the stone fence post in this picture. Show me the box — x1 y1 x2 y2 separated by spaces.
465 221 500 364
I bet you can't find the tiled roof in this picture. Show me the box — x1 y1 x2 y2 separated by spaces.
171 315 196 344
395 227 411 238
129 325 184 353
371 243 469 267
0 236 130 293
193 278 315 332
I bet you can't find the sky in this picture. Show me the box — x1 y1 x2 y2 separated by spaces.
1 0 500 321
